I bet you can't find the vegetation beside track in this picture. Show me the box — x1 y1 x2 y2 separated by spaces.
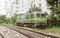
29 26 60 35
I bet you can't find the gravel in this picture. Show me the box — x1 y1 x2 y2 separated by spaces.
0 26 28 38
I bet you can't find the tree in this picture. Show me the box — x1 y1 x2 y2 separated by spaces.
0 15 6 24
47 0 60 26
10 14 17 24
47 0 56 6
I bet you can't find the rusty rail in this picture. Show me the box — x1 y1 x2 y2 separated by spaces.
19 27 60 38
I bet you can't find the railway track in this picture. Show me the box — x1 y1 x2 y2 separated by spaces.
0 33 4 38
1 25 44 38
1 25 47 38
1 25 60 38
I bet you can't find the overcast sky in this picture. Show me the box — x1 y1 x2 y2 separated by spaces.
0 0 6 15
0 0 50 15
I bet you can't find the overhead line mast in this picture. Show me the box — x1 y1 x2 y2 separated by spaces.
22 0 23 12
34 0 36 8
16 0 19 13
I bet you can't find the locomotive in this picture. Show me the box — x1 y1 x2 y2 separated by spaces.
16 11 47 28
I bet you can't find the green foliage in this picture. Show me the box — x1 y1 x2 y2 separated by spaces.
0 15 6 24
47 0 60 26
5 18 10 24
47 0 56 6
50 7 60 20
11 14 17 23
47 7 60 26
51 6 60 14
0 14 18 24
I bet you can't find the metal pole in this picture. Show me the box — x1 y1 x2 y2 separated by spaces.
34 0 35 7
22 0 23 11
16 0 19 13
20 0 23 22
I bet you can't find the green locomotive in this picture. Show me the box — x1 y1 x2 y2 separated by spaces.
16 12 47 28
